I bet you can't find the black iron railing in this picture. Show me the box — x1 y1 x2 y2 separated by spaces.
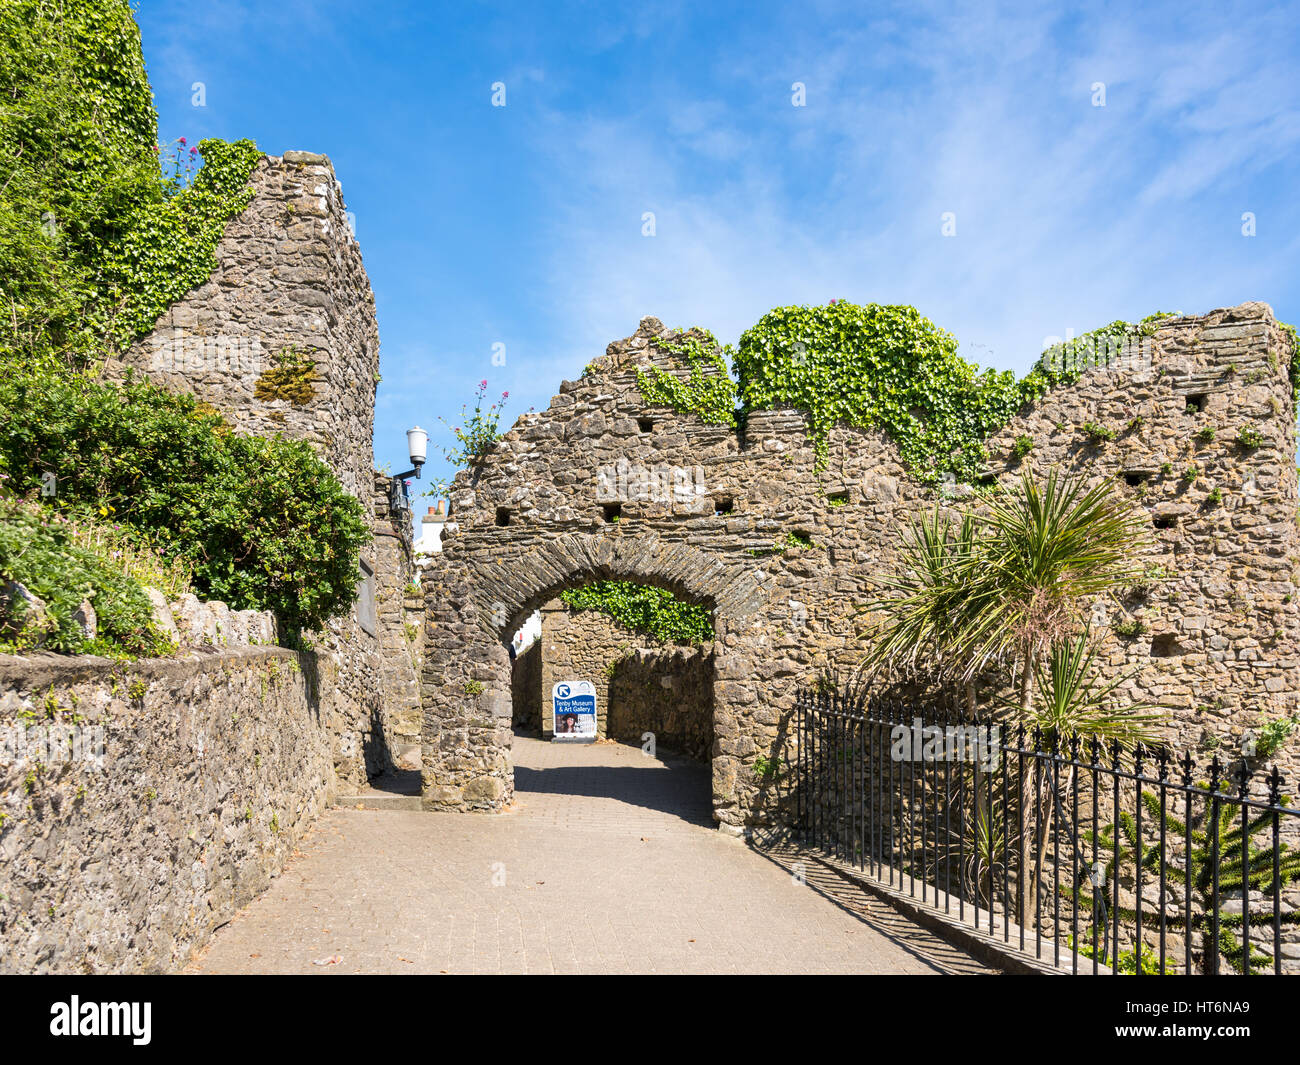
795 689 1300 975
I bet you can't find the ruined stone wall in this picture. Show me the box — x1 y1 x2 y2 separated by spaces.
421 303 1300 830
112 151 421 790
0 646 332 973
119 151 379 500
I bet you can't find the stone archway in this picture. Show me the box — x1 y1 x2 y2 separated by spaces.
419 530 765 827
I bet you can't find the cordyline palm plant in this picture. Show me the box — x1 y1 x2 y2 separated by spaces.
864 469 1152 926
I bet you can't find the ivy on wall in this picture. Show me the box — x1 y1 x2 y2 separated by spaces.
636 329 738 427
639 303 1300 486
0 0 260 368
560 580 714 644
734 301 1049 483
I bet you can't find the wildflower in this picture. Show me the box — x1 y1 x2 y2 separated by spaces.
479 379 487 389
179 137 187 145
502 391 509 399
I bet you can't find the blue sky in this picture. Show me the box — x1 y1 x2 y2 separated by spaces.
136 0 1300 500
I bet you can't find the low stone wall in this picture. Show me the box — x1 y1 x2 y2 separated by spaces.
0 647 332 973
608 646 714 761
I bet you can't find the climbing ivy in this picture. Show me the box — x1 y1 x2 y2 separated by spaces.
560 580 714 644
0 0 260 369
636 329 738 427
734 301 1047 483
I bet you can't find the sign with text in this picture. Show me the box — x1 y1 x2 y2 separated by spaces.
551 680 597 743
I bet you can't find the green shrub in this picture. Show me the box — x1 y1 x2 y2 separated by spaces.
0 497 171 656
1011 435 1034 460
0 368 369 633
1081 421 1116 443
1236 425 1264 449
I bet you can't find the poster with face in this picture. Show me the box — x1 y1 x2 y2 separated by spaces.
551 680 597 742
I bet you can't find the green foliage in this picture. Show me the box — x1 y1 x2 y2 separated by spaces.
0 0 261 369
1080 786 1300 974
1182 464 1199 484
637 329 738 427
1111 617 1148 640
1011 434 1034 460
866 471 1148 698
1081 421 1115 443
1281 322 1299 391
1236 424 1264 449
435 379 509 488
1194 425 1216 444
734 302 1048 482
560 580 714 643
463 679 484 695
1069 935 1172 975
0 367 369 633
1205 486 1223 506
1251 715 1297 759
752 755 782 782
0 497 172 656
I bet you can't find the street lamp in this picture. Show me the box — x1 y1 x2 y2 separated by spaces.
391 425 427 511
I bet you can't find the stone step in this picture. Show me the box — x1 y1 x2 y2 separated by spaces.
334 793 422 812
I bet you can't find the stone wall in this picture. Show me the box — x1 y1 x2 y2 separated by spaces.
0 646 332 973
420 303 1300 831
112 150 422 791
118 151 379 501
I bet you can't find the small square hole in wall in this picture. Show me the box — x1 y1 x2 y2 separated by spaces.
714 496 734 516
602 503 622 523
638 418 654 433
1124 471 1152 487
1185 393 1209 414
1150 632 1183 658
1153 514 1177 530
495 507 511 527
826 490 849 506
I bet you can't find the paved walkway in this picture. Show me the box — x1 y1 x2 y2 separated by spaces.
188 735 996 974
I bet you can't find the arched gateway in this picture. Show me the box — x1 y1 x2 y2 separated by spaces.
419 308 1300 833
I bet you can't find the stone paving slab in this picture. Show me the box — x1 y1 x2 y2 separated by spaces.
187 736 997 974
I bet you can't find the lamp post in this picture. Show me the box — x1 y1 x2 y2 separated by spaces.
391 425 427 511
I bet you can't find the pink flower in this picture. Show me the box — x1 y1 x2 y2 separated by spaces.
190 147 198 155
480 379 487 389
179 137 187 145
502 391 509 399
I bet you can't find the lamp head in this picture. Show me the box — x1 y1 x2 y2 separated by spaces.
406 425 428 469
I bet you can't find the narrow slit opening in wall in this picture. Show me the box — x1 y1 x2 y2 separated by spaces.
496 507 511 527
602 503 621 523
714 496 734 516
1153 515 1177 530
638 418 653 433
1124 471 1152 487
1185 393 1209 414
825 490 849 506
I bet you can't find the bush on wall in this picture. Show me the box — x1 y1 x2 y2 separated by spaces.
0 497 173 657
0 369 370 634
